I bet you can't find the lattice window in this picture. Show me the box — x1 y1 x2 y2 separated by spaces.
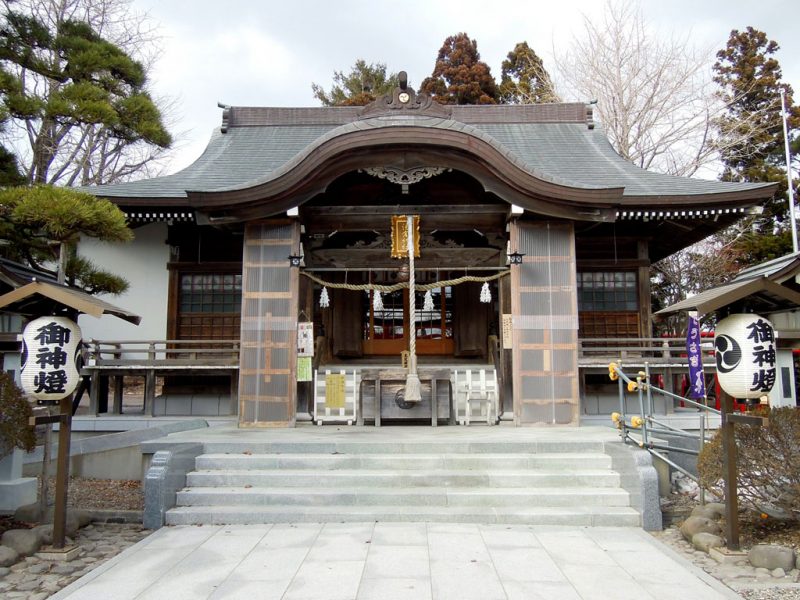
577 272 637 311
579 312 640 338
177 273 242 339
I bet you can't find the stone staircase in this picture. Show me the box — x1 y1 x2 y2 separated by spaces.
164 436 641 527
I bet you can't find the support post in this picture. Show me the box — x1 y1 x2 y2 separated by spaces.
113 376 124 414
144 370 156 417
720 391 740 550
38 414 52 519
52 394 72 549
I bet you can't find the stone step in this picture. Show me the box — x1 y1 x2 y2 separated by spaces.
198 440 608 455
165 504 641 527
194 452 613 471
175 486 630 508
186 468 621 488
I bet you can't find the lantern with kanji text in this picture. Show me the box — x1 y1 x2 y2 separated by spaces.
714 313 776 399
20 316 82 403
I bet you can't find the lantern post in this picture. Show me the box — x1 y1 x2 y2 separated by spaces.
21 315 83 553
714 313 774 551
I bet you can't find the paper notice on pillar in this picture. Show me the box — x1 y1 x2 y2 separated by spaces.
297 356 312 382
502 314 513 349
325 373 346 408
297 322 314 356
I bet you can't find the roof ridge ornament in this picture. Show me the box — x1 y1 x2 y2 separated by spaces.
586 100 596 130
218 102 231 133
358 70 452 119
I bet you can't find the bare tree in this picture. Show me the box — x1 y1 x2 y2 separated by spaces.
1 0 178 186
555 1 727 177
651 235 744 334
556 1 787 321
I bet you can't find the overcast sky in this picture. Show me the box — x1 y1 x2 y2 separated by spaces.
130 0 800 174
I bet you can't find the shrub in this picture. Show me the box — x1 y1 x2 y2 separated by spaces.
0 372 35 457
698 407 800 520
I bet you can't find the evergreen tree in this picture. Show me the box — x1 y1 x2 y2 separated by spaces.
312 60 399 106
0 145 25 186
713 27 800 263
0 185 132 294
499 42 560 104
420 33 498 105
0 4 172 185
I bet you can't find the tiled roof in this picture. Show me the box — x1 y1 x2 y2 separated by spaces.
84 102 773 201
734 252 800 283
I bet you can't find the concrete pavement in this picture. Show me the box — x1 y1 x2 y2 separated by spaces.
50 522 739 600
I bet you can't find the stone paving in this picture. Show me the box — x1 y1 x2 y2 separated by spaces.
0 523 149 600
47 523 740 600
6 520 800 598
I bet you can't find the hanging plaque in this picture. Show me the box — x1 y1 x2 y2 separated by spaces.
20 316 82 403
390 215 420 258
502 314 513 349
296 356 312 382
297 322 314 357
325 373 346 408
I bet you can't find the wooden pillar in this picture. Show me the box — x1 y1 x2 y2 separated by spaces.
637 240 652 337
89 371 100 416
144 370 156 417
720 391 740 550
238 220 299 427
510 221 579 425
112 376 123 414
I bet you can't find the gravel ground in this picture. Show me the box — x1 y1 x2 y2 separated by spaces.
39 476 144 512
739 591 800 599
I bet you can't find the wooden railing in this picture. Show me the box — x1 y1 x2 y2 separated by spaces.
577 336 714 367
79 339 241 417
82 336 709 368
83 339 240 366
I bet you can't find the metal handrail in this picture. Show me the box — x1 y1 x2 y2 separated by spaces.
609 362 717 486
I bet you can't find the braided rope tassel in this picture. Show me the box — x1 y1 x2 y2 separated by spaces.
404 215 421 402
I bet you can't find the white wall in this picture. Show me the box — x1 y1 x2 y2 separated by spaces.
78 222 170 341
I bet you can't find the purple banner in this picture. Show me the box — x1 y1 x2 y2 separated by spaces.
686 315 706 399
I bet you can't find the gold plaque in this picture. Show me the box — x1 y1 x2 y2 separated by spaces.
325 373 346 409
391 215 420 259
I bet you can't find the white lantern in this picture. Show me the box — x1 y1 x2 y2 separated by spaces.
714 313 776 399
20 316 82 401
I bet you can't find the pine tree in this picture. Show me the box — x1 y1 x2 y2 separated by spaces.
0 5 172 185
0 185 132 294
499 42 560 104
420 33 498 105
713 27 800 263
312 60 399 106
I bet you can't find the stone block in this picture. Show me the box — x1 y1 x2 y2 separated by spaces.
0 477 37 513
31 524 53 545
680 516 722 542
748 544 795 571
690 505 720 520
0 545 19 567
704 502 726 519
691 532 724 553
1 529 41 557
13 502 44 524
